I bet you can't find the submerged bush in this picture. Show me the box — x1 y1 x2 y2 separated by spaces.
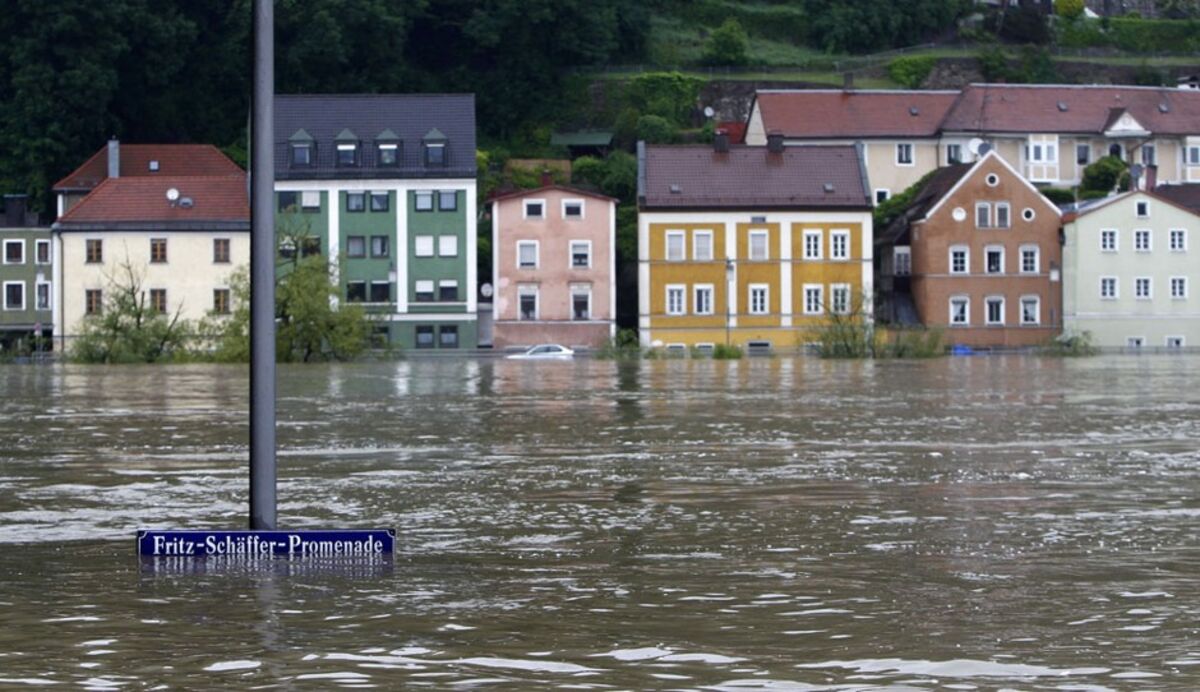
1040 331 1098 357
711 343 743 359
594 329 642 360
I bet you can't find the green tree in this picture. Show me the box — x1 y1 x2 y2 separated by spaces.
1156 0 1200 18
701 18 749 66
804 0 971 53
1081 155 1129 196
69 259 194 363
1055 0 1086 19
635 115 677 144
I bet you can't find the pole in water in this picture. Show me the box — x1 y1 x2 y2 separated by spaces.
249 0 277 530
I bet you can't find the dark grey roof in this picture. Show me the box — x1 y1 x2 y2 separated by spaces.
275 94 476 180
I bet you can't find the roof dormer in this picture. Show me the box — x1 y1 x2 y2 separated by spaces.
335 128 360 167
423 128 447 167
375 128 400 167
289 129 315 167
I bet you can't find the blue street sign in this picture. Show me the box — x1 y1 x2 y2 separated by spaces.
137 529 395 557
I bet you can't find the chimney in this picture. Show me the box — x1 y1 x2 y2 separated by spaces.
107 137 120 179
713 129 730 153
843 72 855 90
540 169 554 187
4 194 28 227
1145 165 1157 191
767 131 784 154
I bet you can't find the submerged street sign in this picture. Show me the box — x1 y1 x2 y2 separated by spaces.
137 530 395 558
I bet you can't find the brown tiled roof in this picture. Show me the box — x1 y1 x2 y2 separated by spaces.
1152 183 1200 212
488 184 618 204
54 175 249 229
53 144 243 191
877 163 973 246
942 84 1200 135
639 144 869 210
753 90 960 139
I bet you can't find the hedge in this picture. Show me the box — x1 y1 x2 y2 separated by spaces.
887 56 936 89
1059 17 1200 53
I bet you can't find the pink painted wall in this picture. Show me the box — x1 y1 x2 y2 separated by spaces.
493 188 616 345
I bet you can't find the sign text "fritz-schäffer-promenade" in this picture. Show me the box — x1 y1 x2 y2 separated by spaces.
137 530 395 557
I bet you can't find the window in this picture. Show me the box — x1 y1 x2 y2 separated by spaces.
424 143 445 166
35 281 50 311
278 191 299 212
414 280 435 302
875 189 890 205
1020 296 1040 325
563 199 584 219
438 235 458 257
415 325 435 349
946 144 962 165
345 281 366 302
748 230 769 261
693 231 713 261
371 235 390 258
830 230 850 260
976 202 992 229
213 238 231 263
803 284 823 315
1141 144 1156 166
571 286 591 320
1135 277 1151 300
35 240 50 265
570 241 591 268
415 236 434 257
1189 146 1200 166
949 246 969 274
831 284 850 315
665 231 685 261
370 192 389 212
693 285 714 315
212 287 230 314
291 143 312 167
519 285 538 320
985 173 1000 187
896 143 914 165
517 241 538 268
666 285 685 315
377 143 398 167
439 191 458 212
1076 143 1090 166
3 281 23 310
3 239 23 264
995 203 1010 229
149 238 167 263
894 247 911 276
749 284 768 315
86 239 102 264
415 191 434 212
1134 229 1151 252
1101 229 1117 252
1170 276 1187 299
1136 200 1149 218
347 236 366 258
1020 245 1038 274
369 281 390 303
336 143 358 167
346 192 366 212
1169 229 1186 252
950 296 969 325
524 200 544 219
438 325 458 348
1109 143 1124 159
300 237 320 258
1167 336 1185 349
85 289 102 315
1100 276 1118 299
1127 336 1144 349
985 296 1005 325
439 280 458 302
150 288 167 314
803 229 822 260
1028 139 1057 163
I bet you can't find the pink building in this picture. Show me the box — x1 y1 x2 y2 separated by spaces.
490 185 617 349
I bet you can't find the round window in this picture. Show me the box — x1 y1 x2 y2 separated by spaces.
986 173 1000 187
952 207 967 222
1022 208 1036 221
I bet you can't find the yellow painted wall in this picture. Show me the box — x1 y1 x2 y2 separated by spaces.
735 222 782 329
648 222 728 330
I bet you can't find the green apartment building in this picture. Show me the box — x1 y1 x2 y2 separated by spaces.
1 195 52 351
275 94 478 349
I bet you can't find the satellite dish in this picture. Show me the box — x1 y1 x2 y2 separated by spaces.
977 142 993 156
166 188 180 202
703 106 715 119
480 283 494 298
967 138 985 156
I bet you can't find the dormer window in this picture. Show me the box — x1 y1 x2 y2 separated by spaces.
336 143 358 167
291 143 312 167
422 128 448 167
377 143 399 167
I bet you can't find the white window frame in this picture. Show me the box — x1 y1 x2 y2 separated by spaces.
984 245 1005 275
830 229 850 261
946 143 962 165
1019 245 1039 274
1188 145 1200 166
439 235 458 257
831 283 851 315
300 190 321 210
985 296 1005 325
1100 276 1118 300
517 284 539 320
874 189 890 206
1170 276 1188 300
561 199 585 220
569 240 592 269
693 284 715 315
802 229 822 260
748 229 770 261
976 202 992 229
896 142 914 166
1100 229 1118 252
1133 228 1152 253
414 235 435 257
34 239 51 265
1141 143 1156 166
1127 336 1145 349
748 283 769 315
3 239 23 265
1134 276 1152 300
1020 295 1040 325
3 280 25 310
665 284 686 316
1169 228 1187 252
516 240 539 269
35 280 51 311
995 202 1011 229
665 230 686 262
523 199 546 219
949 245 969 275
949 295 970 326
692 230 713 261
803 284 824 315
570 284 592 321
1136 200 1150 219
1166 336 1185 348
893 246 911 276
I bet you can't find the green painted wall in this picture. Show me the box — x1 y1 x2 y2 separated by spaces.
387 320 477 350
0 229 53 329
340 190 396 304
407 189 466 307
274 191 329 279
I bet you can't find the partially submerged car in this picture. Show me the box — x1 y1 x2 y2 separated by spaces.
505 344 575 360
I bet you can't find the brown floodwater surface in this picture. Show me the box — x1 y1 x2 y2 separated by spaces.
0 356 1198 688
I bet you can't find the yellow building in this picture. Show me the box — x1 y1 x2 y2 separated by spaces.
637 138 873 351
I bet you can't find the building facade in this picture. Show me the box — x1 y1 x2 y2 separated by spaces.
1062 189 1198 350
1 195 52 351
490 185 617 349
637 139 873 351
275 94 478 350
878 151 1063 348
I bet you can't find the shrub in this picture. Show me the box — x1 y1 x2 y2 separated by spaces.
1040 331 1097 356
881 328 945 358
571 156 605 188
1081 155 1128 196
701 18 750 67
623 72 703 127
977 46 1012 82
1040 187 1076 205
636 114 677 144
1055 0 1086 19
594 329 642 360
712 343 743 359
874 170 938 230
887 56 936 89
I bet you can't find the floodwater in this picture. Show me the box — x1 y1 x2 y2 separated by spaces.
1 356 1198 690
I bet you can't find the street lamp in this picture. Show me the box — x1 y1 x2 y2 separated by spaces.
725 257 734 347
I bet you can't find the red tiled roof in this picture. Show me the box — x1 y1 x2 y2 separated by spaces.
942 84 1200 135
640 144 869 210
55 175 249 227
717 121 747 144
1153 183 1200 212
753 90 960 139
53 144 244 191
